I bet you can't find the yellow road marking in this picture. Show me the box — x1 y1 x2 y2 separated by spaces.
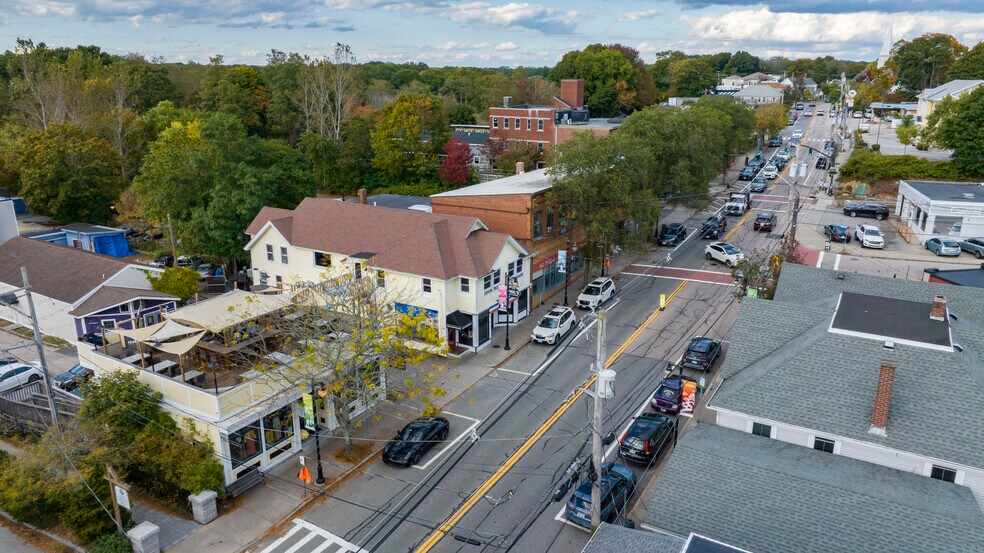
723 209 755 241
414 280 689 552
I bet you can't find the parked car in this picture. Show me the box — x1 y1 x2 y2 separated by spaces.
659 223 688 247
768 136 782 147
795 103 805 110
53 364 93 391
196 263 218 279
651 376 698 413
565 463 635 528
958 237 984 259
776 149 792 161
576 277 616 310
0 363 44 394
925 237 962 257
150 255 174 268
816 110 825 116
842 203 889 220
176 255 201 269
815 156 828 169
750 176 768 193
531 307 577 345
824 224 851 243
681 336 722 371
700 216 727 239
804 110 813 117
79 332 105 347
761 165 778 180
855 224 885 249
0 357 18 369
618 412 675 463
791 130 804 140
382 416 450 467
753 213 777 232
852 110 863 119
704 242 743 268
738 166 756 181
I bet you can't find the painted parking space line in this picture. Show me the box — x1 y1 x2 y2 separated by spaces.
833 253 842 270
413 411 481 470
495 367 532 376
815 251 825 268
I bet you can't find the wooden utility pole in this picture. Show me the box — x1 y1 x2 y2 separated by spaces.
104 464 129 532
167 213 178 265
20 268 60 434
590 310 607 528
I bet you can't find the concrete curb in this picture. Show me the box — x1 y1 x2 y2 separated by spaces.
0 509 86 553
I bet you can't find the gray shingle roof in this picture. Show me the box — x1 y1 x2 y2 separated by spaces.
581 524 684 553
920 79 983 101
712 264 984 469
644 424 984 553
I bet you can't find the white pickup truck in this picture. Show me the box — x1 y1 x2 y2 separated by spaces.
724 192 750 215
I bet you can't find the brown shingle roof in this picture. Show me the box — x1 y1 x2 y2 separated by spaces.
246 198 519 279
0 237 130 304
69 286 177 317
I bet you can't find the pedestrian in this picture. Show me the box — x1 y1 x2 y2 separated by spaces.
744 156 749 166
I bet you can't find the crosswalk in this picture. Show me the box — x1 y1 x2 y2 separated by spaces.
258 519 366 553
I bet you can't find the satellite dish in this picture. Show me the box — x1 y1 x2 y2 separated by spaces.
848 90 858 98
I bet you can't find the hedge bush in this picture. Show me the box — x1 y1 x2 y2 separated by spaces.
838 148 962 182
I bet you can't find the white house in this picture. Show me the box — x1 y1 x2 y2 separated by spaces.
244 198 531 353
915 79 984 124
896 180 984 243
734 84 783 105
720 74 745 90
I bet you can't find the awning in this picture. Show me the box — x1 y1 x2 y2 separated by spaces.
109 321 166 341
150 330 206 355
446 311 473 330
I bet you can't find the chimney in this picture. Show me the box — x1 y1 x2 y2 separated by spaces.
929 295 946 321
515 161 525 174
358 188 368 204
503 96 512 108
560 79 585 108
869 362 896 436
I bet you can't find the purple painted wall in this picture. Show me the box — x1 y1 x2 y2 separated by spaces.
75 298 177 338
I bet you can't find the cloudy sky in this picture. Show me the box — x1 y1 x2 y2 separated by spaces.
2 0 983 66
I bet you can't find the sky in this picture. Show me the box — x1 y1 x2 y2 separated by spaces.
2 0 983 67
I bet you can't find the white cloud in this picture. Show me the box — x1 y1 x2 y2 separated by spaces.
445 2 578 34
436 41 491 50
495 41 519 51
618 9 660 22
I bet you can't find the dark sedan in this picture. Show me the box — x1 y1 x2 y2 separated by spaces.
565 463 635 528
382 416 449 467
842 203 889 220
618 412 675 464
738 167 756 180
54 364 93 391
681 337 721 371
753 213 776 232
824 224 851 243
659 223 687 246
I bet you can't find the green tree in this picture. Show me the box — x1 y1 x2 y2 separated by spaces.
896 117 918 155
650 50 688 93
694 96 755 184
370 93 448 185
198 58 269 132
668 57 716 97
921 96 958 148
547 132 659 281
939 87 984 177
146 266 199 302
890 34 967 95
17 123 125 223
607 44 658 109
754 104 788 142
950 41 984 80
263 50 305 142
549 44 636 116
448 103 477 125
723 51 760 76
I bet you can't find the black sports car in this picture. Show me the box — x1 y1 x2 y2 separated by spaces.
382 416 450 467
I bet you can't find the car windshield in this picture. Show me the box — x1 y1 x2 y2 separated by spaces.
658 386 679 399
69 365 87 376
583 286 600 296
720 244 739 254
397 425 428 442
538 317 560 329
942 239 959 247
864 229 881 236
664 227 679 236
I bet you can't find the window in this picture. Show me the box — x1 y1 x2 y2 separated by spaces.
533 212 542 238
537 119 544 132
266 244 274 262
751 422 772 438
460 278 470 294
422 278 432 295
100 319 117 330
473 156 480 165
275 275 283 288
314 252 331 267
504 118 510 129
537 142 543 152
931 465 957 483
546 207 554 234
526 118 531 131
262 405 294 451
813 437 835 453
354 263 363 280
143 311 161 326
508 259 523 278
514 118 520 129
492 117 499 129
280 246 288 264
483 270 501 293
229 421 262 466
559 208 568 234
377 270 386 288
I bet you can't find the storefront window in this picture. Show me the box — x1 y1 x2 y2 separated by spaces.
263 406 294 451
229 421 262 466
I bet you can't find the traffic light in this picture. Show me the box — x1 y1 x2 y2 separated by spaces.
808 148 813 156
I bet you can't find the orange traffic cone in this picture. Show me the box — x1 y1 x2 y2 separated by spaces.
299 465 311 484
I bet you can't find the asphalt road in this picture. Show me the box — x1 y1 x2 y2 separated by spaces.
253 107 838 553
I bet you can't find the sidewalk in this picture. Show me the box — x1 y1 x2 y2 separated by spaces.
166 249 647 553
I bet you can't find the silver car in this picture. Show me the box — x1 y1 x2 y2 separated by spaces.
958 237 984 259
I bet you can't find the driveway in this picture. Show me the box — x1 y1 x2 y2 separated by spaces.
0 328 79 379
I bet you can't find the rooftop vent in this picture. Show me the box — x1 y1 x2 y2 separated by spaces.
883 340 895 351
836 272 846 280
930 295 947 321
503 96 512 108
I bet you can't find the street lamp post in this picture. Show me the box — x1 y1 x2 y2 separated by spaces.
313 384 327 485
563 241 572 306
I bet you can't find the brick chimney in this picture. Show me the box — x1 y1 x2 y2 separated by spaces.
516 161 525 174
869 362 896 436
929 295 947 321
559 79 584 108
358 188 368 204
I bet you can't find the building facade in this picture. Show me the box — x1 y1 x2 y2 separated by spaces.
896 179 984 243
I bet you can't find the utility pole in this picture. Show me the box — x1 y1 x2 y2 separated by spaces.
166 213 178 265
590 309 607 528
20 268 60 433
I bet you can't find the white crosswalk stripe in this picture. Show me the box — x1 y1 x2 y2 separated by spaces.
258 519 367 553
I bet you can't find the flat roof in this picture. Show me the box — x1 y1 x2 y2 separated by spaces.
903 180 984 203
830 292 950 349
925 266 984 288
431 169 551 198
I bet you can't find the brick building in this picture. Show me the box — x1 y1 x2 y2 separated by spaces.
487 79 622 166
431 169 586 309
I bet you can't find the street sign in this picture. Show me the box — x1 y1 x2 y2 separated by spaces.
115 485 130 511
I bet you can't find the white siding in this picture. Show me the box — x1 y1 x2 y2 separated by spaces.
774 425 810 447
0 282 76 342
715 410 748 432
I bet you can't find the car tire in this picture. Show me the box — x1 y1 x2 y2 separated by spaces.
976 251 982 259
28 375 40 383
936 250 941 256
849 211 857 217
411 452 422 466
725 260 733 268
876 214 884 220
705 252 712 260
439 428 448 441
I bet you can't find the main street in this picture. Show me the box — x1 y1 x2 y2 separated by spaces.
254 107 839 553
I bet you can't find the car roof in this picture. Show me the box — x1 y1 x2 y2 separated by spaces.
689 336 719 347
627 413 671 437
666 223 683 229
755 213 772 219
546 307 570 317
589 277 611 285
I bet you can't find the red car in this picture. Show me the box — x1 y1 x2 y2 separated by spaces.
753 213 776 232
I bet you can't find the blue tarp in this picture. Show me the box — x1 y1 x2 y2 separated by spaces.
93 234 134 257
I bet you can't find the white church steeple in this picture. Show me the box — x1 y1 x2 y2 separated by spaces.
877 23 893 68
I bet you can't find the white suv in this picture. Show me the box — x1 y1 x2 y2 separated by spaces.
704 241 744 268
576 277 616 309
855 224 884 249
791 130 804 140
531 307 576 345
